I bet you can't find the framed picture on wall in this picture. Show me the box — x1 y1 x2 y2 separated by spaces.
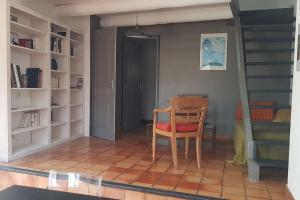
200 33 228 70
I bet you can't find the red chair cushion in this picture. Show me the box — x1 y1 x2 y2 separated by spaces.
156 122 198 132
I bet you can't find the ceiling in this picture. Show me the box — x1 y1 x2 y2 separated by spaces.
49 0 98 6
17 0 233 25
45 0 232 16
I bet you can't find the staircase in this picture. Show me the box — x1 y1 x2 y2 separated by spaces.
239 8 295 180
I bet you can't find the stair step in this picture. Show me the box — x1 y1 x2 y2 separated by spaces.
254 140 289 145
240 8 295 26
248 89 292 93
246 61 293 66
245 49 294 54
254 159 288 169
252 121 290 127
249 105 291 109
241 17 295 26
246 75 293 79
244 37 295 42
242 25 294 32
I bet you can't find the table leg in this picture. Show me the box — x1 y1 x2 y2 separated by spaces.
211 126 216 158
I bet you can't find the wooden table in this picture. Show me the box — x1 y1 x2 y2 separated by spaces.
0 185 115 200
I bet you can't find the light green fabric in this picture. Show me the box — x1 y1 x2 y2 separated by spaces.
227 120 289 165
227 120 246 165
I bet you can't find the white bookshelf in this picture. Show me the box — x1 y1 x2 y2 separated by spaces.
70 30 84 138
50 22 70 144
5 4 85 161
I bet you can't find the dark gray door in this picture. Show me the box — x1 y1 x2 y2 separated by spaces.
123 38 142 131
92 27 116 141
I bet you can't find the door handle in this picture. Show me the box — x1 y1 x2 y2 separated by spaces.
111 80 114 90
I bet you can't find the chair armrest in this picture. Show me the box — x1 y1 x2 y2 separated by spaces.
153 106 171 113
153 106 171 125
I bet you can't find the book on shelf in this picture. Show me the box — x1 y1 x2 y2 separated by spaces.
11 64 17 88
11 64 42 88
51 37 64 53
16 65 23 88
18 111 40 128
12 64 21 88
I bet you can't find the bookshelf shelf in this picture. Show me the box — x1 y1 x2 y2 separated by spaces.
70 118 82 123
10 21 45 36
12 125 48 135
51 32 67 39
70 103 82 107
70 88 82 91
70 56 82 60
11 88 47 91
70 38 81 45
11 106 48 113
11 44 46 55
51 105 67 109
52 88 68 91
51 121 67 127
51 51 67 57
51 70 67 74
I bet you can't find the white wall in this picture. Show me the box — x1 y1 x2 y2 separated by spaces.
239 0 295 10
288 1 300 198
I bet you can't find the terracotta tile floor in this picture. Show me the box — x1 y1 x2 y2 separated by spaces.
0 131 287 200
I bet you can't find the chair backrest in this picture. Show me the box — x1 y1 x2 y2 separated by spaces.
170 96 208 132
48 170 102 196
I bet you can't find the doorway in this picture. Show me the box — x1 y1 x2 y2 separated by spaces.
117 36 159 135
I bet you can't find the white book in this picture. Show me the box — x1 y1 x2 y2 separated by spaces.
18 113 31 128
13 64 21 88
35 112 40 126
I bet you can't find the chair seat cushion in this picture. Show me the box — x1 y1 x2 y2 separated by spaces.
156 122 198 132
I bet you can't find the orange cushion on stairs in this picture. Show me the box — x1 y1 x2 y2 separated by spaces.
156 122 198 132
236 101 275 121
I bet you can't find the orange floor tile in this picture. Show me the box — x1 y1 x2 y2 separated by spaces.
0 131 287 200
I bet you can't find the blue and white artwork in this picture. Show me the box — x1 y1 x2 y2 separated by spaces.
200 33 227 70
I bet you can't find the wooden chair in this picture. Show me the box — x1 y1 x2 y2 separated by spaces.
152 96 208 168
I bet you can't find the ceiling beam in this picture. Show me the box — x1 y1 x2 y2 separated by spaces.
54 0 231 16
100 4 233 27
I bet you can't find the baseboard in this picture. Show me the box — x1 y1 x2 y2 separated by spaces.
7 135 84 162
284 185 295 200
